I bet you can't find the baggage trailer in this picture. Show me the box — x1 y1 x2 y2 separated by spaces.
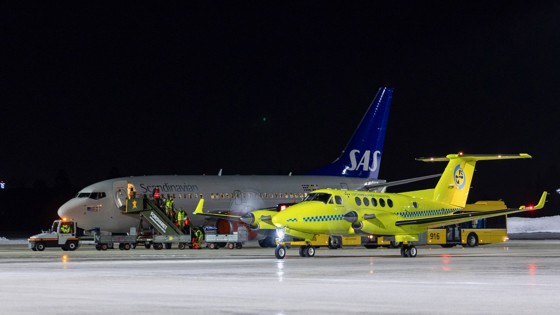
204 226 248 249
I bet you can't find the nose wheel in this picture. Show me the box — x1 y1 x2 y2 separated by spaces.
275 245 287 259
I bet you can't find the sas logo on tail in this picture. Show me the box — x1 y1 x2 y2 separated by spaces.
348 150 381 172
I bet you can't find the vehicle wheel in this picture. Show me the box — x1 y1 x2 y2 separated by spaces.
67 241 78 251
328 236 341 249
123 243 131 250
95 244 102 250
236 243 242 249
178 243 186 250
299 246 306 257
466 233 478 247
305 246 316 257
208 243 216 249
101 244 108 251
36 242 46 251
227 243 235 249
275 245 286 259
154 243 163 250
407 245 418 258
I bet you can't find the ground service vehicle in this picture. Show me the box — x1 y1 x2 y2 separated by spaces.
28 219 80 251
427 215 508 247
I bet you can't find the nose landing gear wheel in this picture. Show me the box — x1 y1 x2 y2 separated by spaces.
275 245 286 259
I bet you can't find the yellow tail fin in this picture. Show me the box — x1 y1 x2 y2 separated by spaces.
417 153 531 208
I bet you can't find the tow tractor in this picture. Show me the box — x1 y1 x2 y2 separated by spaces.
28 219 80 251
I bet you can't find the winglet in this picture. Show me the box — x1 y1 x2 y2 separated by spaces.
193 199 205 215
519 191 547 210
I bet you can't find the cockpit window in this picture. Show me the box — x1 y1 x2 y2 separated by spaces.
76 192 107 200
303 193 332 204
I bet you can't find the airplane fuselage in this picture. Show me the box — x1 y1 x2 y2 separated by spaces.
58 175 383 233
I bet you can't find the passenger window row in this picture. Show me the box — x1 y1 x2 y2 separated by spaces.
354 196 394 208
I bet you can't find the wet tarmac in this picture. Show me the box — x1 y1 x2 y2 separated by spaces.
1 240 559 314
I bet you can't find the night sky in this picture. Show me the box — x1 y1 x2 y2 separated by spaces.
1 2 559 214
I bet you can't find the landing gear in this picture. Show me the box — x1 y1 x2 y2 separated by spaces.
275 245 287 259
400 244 418 258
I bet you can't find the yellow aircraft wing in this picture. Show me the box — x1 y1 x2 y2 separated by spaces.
191 199 243 220
395 191 547 229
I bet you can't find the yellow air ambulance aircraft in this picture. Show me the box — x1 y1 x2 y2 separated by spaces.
243 153 547 259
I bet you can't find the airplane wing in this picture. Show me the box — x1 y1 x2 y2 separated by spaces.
192 199 243 220
395 191 547 228
364 174 441 191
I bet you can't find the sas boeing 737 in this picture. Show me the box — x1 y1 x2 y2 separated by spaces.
58 87 396 245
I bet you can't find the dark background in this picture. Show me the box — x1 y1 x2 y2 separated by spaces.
1 2 559 232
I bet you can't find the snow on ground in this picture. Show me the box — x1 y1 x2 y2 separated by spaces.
2 216 560 245
507 215 560 233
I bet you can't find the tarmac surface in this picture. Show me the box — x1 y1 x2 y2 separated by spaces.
1 240 559 314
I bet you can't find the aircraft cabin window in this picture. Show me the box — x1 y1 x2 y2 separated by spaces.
371 198 378 207
379 198 386 207
355 197 362 206
335 196 343 205
387 199 393 208
363 197 370 207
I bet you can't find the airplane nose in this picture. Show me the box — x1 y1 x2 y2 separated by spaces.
57 199 82 221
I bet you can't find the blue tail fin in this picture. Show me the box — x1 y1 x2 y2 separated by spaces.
307 87 393 179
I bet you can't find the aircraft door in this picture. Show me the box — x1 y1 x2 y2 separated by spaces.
113 180 129 208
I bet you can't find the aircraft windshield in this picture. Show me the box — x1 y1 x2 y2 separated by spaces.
303 193 332 204
76 192 107 200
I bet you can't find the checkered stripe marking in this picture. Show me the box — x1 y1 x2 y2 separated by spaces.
397 208 459 218
302 214 345 222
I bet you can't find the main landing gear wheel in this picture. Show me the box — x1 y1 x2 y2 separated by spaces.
298 245 316 257
400 244 417 258
275 245 287 259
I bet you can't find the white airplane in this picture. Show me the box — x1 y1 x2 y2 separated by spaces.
58 87 396 245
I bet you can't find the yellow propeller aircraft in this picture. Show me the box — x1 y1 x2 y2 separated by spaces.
242 153 547 259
